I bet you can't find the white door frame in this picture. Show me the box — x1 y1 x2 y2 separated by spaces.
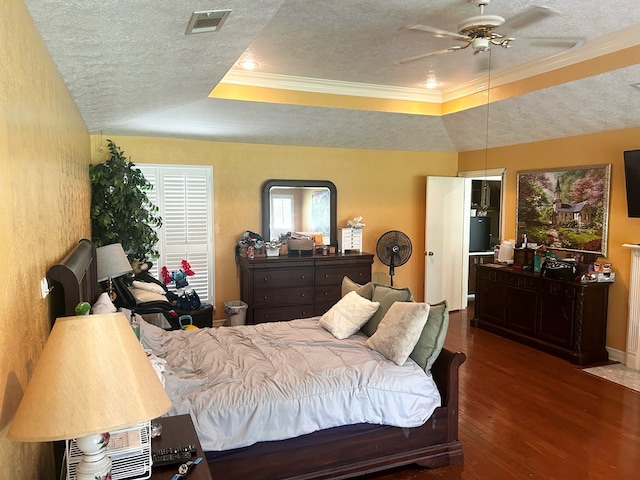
458 168 506 245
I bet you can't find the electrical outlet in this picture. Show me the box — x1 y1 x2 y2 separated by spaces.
40 278 50 299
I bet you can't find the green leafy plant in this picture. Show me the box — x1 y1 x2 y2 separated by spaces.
90 140 162 260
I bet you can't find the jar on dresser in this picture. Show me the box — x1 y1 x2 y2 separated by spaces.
237 252 373 324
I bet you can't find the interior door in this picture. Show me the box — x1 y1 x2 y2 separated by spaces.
425 176 470 311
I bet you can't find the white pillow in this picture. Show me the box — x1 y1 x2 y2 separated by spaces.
91 292 118 314
129 287 167 303
132 280 166 295
320 291 380 340
365 302 431 366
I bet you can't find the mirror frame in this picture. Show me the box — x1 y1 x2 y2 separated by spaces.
262 179 337 247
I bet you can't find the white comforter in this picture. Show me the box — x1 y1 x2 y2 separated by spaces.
140 318 441 452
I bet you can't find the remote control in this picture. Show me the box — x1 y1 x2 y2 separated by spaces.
152 444 197 467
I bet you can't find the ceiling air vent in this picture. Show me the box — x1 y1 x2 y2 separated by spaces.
185 10 231 34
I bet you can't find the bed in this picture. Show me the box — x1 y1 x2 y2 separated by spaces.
48 239 466 480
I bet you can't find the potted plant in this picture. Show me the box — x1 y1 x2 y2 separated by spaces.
90 140 162 261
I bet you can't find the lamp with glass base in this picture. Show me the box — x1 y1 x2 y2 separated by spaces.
8 313 172 480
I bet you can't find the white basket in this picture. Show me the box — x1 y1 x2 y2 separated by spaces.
66 421 151 480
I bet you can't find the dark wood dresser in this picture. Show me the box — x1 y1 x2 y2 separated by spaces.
238 252 374 324
472 263 610 365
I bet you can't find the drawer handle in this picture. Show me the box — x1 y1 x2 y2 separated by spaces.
300 275 305 280
263 277 268 282
324 291 329 296
263 295 268 300
300 293 305 297
324 274 329 278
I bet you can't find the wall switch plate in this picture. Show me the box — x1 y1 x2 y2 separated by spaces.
40 277 50 299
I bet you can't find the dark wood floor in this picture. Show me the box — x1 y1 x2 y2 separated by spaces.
364 302 640 480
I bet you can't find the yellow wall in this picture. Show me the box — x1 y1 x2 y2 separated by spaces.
90 136 459 316
0 1 91 478
5 2 640 478
459 127 640 351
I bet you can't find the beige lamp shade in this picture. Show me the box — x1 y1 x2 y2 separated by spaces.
96 243 133 282
8 313 172 442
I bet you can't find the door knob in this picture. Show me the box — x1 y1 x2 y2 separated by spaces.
426 251 434 256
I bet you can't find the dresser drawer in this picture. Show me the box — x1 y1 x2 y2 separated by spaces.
253 304 315 323
239 253 374 324
315 284 341 304
252 286 314 307
315 266 371 286
506 272 539 290
253 268 314 290
315 300 336 317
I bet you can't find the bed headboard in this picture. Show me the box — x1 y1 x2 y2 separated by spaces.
47 239 99 322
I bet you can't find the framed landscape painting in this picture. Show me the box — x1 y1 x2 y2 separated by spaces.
516 164 611 257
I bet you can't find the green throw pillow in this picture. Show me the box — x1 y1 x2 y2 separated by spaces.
341 276 374 300
409 300 449 372
360 283 413 337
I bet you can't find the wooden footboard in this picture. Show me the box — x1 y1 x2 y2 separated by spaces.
207 348 466 480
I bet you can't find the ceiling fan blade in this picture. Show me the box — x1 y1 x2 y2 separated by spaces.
501 6 559 33
518 37 585 50
396 46 462 65
408 24 471 41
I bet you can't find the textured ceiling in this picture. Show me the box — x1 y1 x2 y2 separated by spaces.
23 0 640 152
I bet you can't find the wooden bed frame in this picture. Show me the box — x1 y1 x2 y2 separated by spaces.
48 239 466 480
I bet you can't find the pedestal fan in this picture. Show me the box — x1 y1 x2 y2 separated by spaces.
376 230 412 286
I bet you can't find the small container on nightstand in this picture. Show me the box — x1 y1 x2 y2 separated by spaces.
338 228 363 253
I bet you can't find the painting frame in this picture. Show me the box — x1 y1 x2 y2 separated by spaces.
516 164 611 257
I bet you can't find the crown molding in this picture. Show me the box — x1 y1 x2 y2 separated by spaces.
443 24 640 101
220 70 443 103
221 24 640 106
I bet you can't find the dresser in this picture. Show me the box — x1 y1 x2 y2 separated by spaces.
468 252 494 294
472 264 610 365
238 252 374 324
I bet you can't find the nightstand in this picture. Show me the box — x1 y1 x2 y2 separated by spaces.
150 414 212 480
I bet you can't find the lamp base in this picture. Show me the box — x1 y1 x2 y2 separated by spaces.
75 433 112 480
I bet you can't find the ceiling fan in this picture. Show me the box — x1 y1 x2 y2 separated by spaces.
398 0 583 69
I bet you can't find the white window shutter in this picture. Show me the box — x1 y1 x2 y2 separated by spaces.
138 165 214 304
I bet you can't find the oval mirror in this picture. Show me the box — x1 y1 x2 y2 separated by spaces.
262 179 337 247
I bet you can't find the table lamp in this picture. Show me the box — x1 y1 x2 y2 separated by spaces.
96 243 133 301
8 313 172 480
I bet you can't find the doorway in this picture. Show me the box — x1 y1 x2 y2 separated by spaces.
459 169 505 298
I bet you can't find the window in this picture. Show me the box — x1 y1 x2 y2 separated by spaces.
137 165 214 303
270 193 294 239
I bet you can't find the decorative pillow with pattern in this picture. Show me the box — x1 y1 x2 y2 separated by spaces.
365 302 430 366
320 291 380 340
360 283 413 337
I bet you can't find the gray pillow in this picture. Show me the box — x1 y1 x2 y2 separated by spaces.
365 302 430 366
341 276 374 300
361 283 413 337
409 300 449 372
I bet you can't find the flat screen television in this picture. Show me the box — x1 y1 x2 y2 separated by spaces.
624 149 640 218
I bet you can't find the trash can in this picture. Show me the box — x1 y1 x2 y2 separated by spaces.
224 300 248 326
